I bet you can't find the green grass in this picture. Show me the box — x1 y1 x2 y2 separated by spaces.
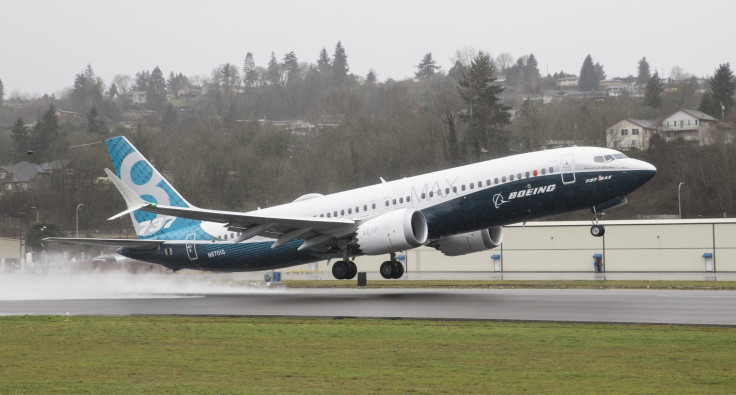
283 279 736 290
1 316 735 393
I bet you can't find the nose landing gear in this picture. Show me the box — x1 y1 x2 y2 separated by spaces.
590 208 605 237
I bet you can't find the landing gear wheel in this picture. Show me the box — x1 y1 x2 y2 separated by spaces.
590 225 605 237
392 261 404 279
345 261 358 280
380 261 394 279
332 260 350 279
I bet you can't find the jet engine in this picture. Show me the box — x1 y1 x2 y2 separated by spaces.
354 209 428 255
432 227 503 256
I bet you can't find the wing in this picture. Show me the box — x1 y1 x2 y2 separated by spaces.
104 168 357 250
43 237 164 250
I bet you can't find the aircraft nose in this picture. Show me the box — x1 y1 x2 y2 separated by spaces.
630 159 657 181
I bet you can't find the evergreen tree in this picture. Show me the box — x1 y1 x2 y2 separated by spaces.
133 70 151 91
366 70 377 84
457 51 511 160
579 55 601 91
243 52 257 88
703 63 736 118
317 48 331 73
70 64 104 111
161 103 178 134
147 66 167 111
643 72 664 108
415 53 441 80
283 51 299 83
31 105 61 163
267 52 281 85
332 41 349 81
108 82 118 98
11 118 29 161
699 91 718 117
523 53 541 94
0 77 4 106
86 107 108 136
637 57 651 86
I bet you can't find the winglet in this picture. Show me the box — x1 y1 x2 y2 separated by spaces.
104 168 152 220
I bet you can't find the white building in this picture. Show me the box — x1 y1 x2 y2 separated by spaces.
607 119 658 150
661 109 718 145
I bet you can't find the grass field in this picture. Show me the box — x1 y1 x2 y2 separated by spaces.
1 316 735 393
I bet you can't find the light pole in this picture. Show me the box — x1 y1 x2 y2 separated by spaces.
76 203 85 237
31 206 39 223
678 182 685 219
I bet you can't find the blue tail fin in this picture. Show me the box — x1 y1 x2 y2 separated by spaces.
105 136 201 240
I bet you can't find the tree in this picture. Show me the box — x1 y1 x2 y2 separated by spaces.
0 77 4 106
167 72 188 98
495 53 514 74
30 104 61 163
86 107 108 136
266 52 281 86
70 64 104 111
25 223 63 252
457 51 511 160
11 118 29 160
161 103 178 134
243 52 257 88
579 55 601 91
147 66 167 111
133 70 151 91
112 74 132 94
283 51 299 84
317 48 331 73
700 63 735 118
637 57 651 86
415 53 441 80
366 70 377 84
643 72 664 108
108 82 118 98
332 41 349 81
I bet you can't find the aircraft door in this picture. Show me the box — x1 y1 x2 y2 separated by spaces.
561 154 575 184
185 233 198 261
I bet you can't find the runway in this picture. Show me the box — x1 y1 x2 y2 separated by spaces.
2 287 736 326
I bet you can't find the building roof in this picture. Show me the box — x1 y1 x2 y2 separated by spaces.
679 109 718 121
0 162 50 183
626 119 658 129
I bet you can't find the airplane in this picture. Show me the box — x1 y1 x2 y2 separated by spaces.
46 136 656 279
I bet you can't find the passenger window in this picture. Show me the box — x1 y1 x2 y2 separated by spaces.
461 185 466 191
364 205 368 211
453 186 457 193
406 197 411 203
446 188 450 195
327 213 331 218
549 167 554 173
399 198 404 204
510 175 515 181
334 211 338 217
478 181 482 188
385 201 389 207
348 208 352 214
429 191 434 198
320 214 324 217
517 173 522 179
486 180 491 186
502 176 507 182
541 168 546 175
525 172 530 178
494 178 499 184
372 203 376 209
421 193 426 199
392 199 397 205
470 183 474 190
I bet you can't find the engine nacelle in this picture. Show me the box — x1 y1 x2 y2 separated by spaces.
354 209 428 255
433 227 503 257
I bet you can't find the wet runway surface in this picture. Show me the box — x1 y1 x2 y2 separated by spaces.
3 288 736 326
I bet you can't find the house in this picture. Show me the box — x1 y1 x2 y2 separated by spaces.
660 109 718 145
607 119 658 150
0 162 52 195
127 91 147 105
556 76 578 87
600 79 637 97
542 90 607 104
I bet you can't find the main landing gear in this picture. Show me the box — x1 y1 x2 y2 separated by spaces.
332 259 358 280
590 208 606 237
379 252 404 279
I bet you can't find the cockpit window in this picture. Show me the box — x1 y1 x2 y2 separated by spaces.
594 154 622 163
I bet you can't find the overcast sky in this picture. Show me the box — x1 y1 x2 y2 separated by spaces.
2 0 735 97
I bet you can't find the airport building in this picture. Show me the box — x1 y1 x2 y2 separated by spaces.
1 219 734 273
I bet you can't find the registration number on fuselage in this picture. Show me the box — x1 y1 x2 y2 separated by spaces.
207 249 226 258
